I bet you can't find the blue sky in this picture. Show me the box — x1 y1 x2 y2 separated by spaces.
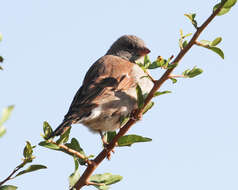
0 1 238 190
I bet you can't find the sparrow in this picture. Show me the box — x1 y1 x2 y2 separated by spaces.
48 35 153 140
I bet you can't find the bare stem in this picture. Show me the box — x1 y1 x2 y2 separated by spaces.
0 165 21 186
168 74 186 78
48 140 91 165
72 2 227 189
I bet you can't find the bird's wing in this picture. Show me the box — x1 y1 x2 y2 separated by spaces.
63 55 136 123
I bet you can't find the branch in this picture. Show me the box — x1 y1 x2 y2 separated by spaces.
72 2 227 189
48 140 91 165
0 165 21 186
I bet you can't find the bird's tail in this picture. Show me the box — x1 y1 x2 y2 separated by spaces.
47 120 72 139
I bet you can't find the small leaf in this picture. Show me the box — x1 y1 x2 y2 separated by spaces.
15 165 47 177
208 46 224 59
0 185 17 190
64 138 86 165
0 33 2 41
200 40 211 46
0 56 3 63
106 131 117 144
143 55 151 68
198 40 224 59
119 115 130 126
0 126 6 137
90 173 123 186
170 78 177 84
211 37 222 46
213 0 237 16
69 157 81 188
154 91 172 97
223 0 237 8
23 141 33 159
184 13 197 28
136 84 144 109
0 105 14 127
56 127 71 144
38 141 60 150
142 101 154 115
118 134 152 147
148 60 162 69
43 121 53 140
183 67 203 78
167 62 178 69
182 40 188 48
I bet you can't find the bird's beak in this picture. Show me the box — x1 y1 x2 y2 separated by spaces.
138 47 151 56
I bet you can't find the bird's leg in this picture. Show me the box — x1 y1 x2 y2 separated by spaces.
130 109 143 121
99 130 108 146
98 130 115 160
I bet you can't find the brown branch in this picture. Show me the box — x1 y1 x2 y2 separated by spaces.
48 140 92 165
0 165 21 186
168 74 186 78
72 2 227 189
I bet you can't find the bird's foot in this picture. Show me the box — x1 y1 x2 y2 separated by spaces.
99 130 115 160
103 143 115 160
130 109 142 121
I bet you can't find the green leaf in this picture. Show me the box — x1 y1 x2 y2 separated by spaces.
183 67 203 78
119 115 130 126
208 46 224 59
0 33 2 41
170 78 177 84
182 40 188 48
198 39 224 59
23 141 33 159
223 0 237 8
90 173 123 186
200 40 211 46
142 101 154 115
0 105 14 127
56 127 71 144
136 84 144 109
154 91 172 97
148 60 162 69
167 62 178 69
69 157 81 188
0 65 3 70
0 185 17 190
0 126 6 138
64 138 86 165
106 131 117 144
38 141 60 150
184 13 197 28
15 165 47 177
143 55 151 68
0 56 3 63
117 134 152 147
213 0 237 16
43 121 53 140
211 37 222 46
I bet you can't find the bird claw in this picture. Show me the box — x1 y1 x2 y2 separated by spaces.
130 110 142 121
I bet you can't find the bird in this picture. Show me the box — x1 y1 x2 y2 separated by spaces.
48 35 154 141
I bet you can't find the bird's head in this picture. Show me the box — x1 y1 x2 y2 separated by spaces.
106 35 150 63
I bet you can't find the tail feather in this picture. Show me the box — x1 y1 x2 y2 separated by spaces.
47 121 72 139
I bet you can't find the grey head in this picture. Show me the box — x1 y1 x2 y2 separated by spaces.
106 35 150 63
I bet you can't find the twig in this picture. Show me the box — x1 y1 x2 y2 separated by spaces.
0 165 21 186
168 74 186 78
72 2 227 189
48 140 91 165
